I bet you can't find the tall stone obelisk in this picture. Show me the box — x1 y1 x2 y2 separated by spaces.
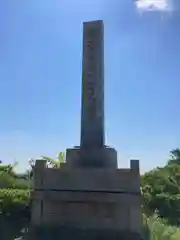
66 20 117 168
80 20 104 149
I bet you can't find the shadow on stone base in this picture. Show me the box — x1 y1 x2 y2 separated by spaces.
26 226 144 240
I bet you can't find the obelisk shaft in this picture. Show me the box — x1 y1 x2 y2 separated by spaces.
66 20 117 168
80 20 104 149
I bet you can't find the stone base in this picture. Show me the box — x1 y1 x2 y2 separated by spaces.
27 226 144 240
32 160 142 234
66 146 117 169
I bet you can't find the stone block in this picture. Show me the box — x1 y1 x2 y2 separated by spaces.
66 146 117 168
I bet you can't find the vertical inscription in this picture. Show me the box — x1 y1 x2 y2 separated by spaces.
85 31 97 119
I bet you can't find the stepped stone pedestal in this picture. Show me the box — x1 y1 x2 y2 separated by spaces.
28 159 143 240
27 20 143 240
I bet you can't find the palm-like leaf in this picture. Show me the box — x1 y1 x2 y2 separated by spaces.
57 152 65 164
41 152 65 168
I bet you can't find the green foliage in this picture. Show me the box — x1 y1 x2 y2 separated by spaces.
141 157 180 225
0 189 30 217
0 189 30 240
146 215 180 239
0 171 31 189
168 149 180 165
0 189 30 204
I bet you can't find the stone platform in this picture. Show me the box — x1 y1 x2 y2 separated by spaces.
66 146 117 168
29 159 143 239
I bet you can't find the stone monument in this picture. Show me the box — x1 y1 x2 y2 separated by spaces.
28 20 143 240
66 20 117 169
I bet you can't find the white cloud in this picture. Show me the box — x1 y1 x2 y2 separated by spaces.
135 0 173 12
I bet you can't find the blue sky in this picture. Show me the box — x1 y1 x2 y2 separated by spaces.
0 0 179 173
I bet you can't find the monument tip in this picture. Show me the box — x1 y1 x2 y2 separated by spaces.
83 20 103 25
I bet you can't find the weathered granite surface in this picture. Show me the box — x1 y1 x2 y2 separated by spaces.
66 146 117 168
80 20 105 150
30 159 142 236
27 226 144 240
